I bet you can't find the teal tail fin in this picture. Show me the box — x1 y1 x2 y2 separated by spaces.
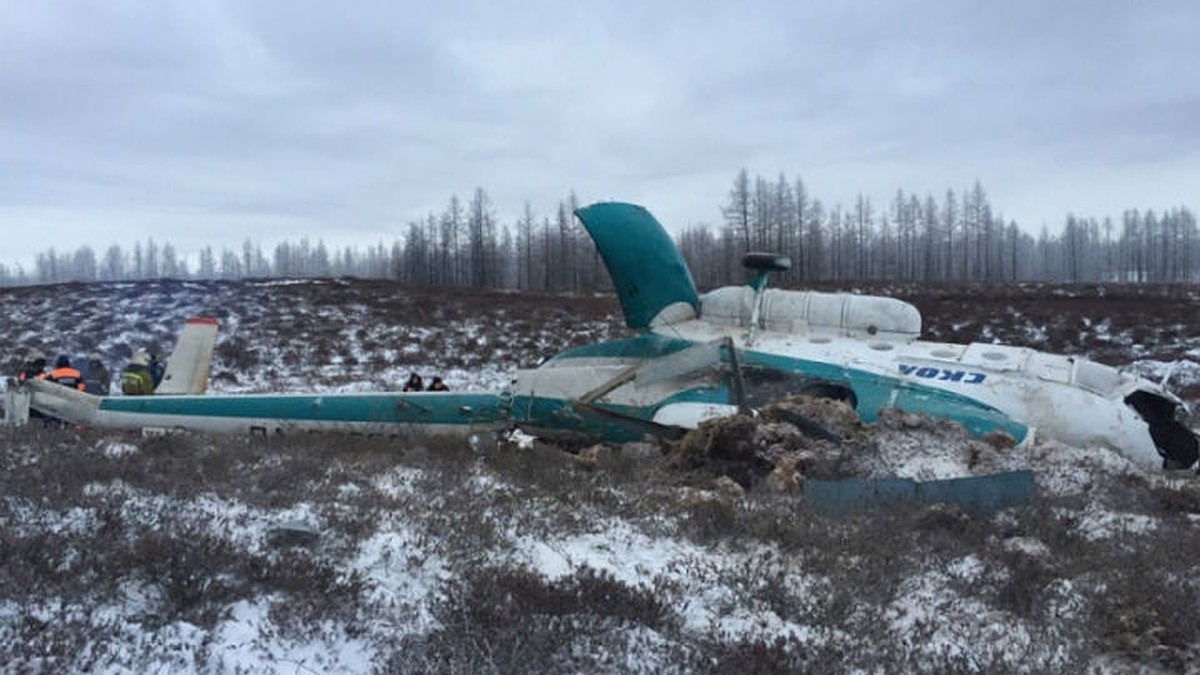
575 202 700 330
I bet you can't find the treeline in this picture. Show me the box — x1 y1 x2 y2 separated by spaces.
3 174 1196 289
686 170 1198 287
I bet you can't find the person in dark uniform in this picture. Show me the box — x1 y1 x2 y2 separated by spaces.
427 376 449 391
402 373 423 392
84 353 111 395
148 352 166 388
47 355 85 392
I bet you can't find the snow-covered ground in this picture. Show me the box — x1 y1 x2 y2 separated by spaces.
1 278 1199 673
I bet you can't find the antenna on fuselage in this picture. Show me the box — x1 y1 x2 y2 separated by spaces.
742 252 791 343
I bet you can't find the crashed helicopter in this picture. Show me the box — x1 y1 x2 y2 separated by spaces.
7 202 1198 472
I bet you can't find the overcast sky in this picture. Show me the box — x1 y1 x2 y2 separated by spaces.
3 0 1198 271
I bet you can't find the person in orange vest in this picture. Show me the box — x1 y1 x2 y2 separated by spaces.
17 350 48 382
47 355 86 392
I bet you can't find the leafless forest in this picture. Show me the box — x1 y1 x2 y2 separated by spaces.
6 174 1197 290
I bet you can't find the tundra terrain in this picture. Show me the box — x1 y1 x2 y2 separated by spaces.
1 279 1198 673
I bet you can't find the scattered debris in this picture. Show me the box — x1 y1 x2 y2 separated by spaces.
574 443 612 471
653 393 1035 512
802 471 1037 517
712 475 746 500
266 520 321 548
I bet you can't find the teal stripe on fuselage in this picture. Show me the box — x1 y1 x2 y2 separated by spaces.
510 395 644 442
99 392 508 427
94 339 1027 443
737 350 1028 441
545 335 1029 442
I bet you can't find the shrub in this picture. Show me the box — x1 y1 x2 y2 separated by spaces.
381 563 676 673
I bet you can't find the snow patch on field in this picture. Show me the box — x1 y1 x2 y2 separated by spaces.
350 516 450 636
205 599 372 675
3 279 1199 672
1074 502 1159 541
884 558 1067 672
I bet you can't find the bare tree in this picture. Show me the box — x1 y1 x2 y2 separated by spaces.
723 169 752 253
517 201 535 290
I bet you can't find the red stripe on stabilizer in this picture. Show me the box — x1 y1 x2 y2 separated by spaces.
187 316 219 325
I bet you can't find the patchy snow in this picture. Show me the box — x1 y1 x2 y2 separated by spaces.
1074 502 1159 541
514 518 700 589
1135 357 1200 402
349 516 449 635
371 466 424 499
1001 536 1052 558
205 599 373 675
1021 440 1143 496
3 278 1200 672
510 518 836 647
866 427 978 480
884 560 1066 673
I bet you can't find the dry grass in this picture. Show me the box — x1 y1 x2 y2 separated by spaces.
3 424 1200 671
1 278 1199 671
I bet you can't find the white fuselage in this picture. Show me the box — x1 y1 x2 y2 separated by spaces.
512 286 1178 470
662 317 1161 467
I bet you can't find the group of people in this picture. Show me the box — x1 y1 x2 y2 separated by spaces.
23 349 451 396
16 348 164 396
15 351 112 426
18 351 109 395
402 373 450 392
22 349 452 403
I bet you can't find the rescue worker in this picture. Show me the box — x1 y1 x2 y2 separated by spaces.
121 349 156 395
427 376 449 391
402 373 423 392
47 355 86 392
148 352 166 388
16 350 51 423
17 351 48 382
84 353 111 395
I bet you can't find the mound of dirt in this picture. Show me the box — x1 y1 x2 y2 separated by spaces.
665 394 1022 491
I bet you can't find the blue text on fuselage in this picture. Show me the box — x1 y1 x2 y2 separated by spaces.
898 364 986 384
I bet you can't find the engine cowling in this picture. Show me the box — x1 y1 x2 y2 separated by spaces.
700 287 922 339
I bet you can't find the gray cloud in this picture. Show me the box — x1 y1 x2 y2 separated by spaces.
2 0 1197 269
